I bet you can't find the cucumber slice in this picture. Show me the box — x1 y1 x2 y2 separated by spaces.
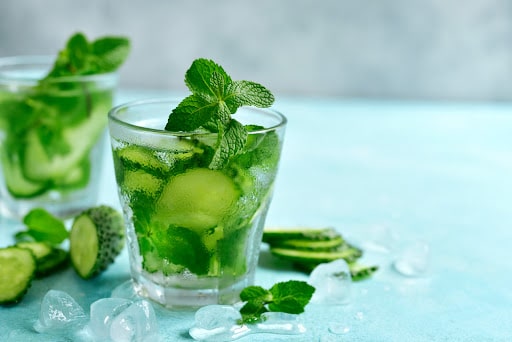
0 247 36 305
262 227 340 244
69 205 125 279
16 241 69 278
116 145 170 175
122 169 163 195
53 158 91 190
154 168 240 233
22 113 105 181
2 156 48 198
271 236 345 251
270 245 363 264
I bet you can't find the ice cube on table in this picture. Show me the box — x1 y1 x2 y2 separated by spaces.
189 305 308 341
111 280 140 301
189 305 249 341
33 290 87 334
308 259 352 305
393 239 430 277
89 297 133 340
254 312 306 334
109 299 158 342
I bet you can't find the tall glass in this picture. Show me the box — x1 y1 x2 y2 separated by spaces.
0 56 118 219
108 99 286 308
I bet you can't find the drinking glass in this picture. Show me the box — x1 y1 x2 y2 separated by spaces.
108 99 286 308
0 56 118 219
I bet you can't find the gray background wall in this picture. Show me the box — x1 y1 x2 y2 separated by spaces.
1 0 510 101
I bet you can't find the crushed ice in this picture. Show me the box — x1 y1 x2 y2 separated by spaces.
308 259 352 305
189 305 306 341
34 289 158 341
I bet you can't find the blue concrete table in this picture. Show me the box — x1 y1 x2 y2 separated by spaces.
1 91 511 341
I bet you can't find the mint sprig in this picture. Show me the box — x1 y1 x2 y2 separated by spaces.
44 32 130 79
165 58 274 169
238 280 315 324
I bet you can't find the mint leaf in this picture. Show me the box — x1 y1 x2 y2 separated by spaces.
268 280 315 314
90 36 131 72
209 119 247 169
165 94 215 131
19 208 68 244
238 280 315 324
165 58 274 168
239 286 271 302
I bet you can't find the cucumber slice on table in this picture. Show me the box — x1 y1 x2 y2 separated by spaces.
269 246 362 264
0 247 36 305
69 205 125 279
262 227 341 244
16 241 69 278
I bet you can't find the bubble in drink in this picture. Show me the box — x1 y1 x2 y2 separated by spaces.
109 299 159 342
393 239 430 277
308 259 352 305
33 290 87 334
89 297 132 339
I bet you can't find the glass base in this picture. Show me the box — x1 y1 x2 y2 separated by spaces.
131 272 253 310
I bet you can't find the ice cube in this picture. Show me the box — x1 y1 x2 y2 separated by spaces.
111 280 140 301
393 239 430 277
189 305 250 341
254 312 306 335
308 259 352 305
34 290 87 334
89 297 133 339
109 299 158 342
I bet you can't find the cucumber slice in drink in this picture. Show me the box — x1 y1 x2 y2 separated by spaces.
21 113 105 181
116 145 170 175
53 158 91 190
122 169 163 195
154 168 240 233
2 156 48 198
0 247 36 305
69 205 125 279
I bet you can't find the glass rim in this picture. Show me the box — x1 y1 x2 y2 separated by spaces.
0 55 118 84
108 97 287 136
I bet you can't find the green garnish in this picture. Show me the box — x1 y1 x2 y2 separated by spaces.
15 208 68 245
44 32 130 78
238 280 315 324
165 58 275 169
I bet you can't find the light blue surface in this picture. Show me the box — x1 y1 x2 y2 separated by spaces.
2 91 512 341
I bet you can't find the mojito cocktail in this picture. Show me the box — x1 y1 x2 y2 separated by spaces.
109 98 286 307
0 33 129 219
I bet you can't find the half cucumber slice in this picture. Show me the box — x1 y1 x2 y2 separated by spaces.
69 205 125 279
0 247 37 305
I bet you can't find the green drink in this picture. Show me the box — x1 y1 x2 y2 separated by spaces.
0 33 129 219
109 89 286 307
